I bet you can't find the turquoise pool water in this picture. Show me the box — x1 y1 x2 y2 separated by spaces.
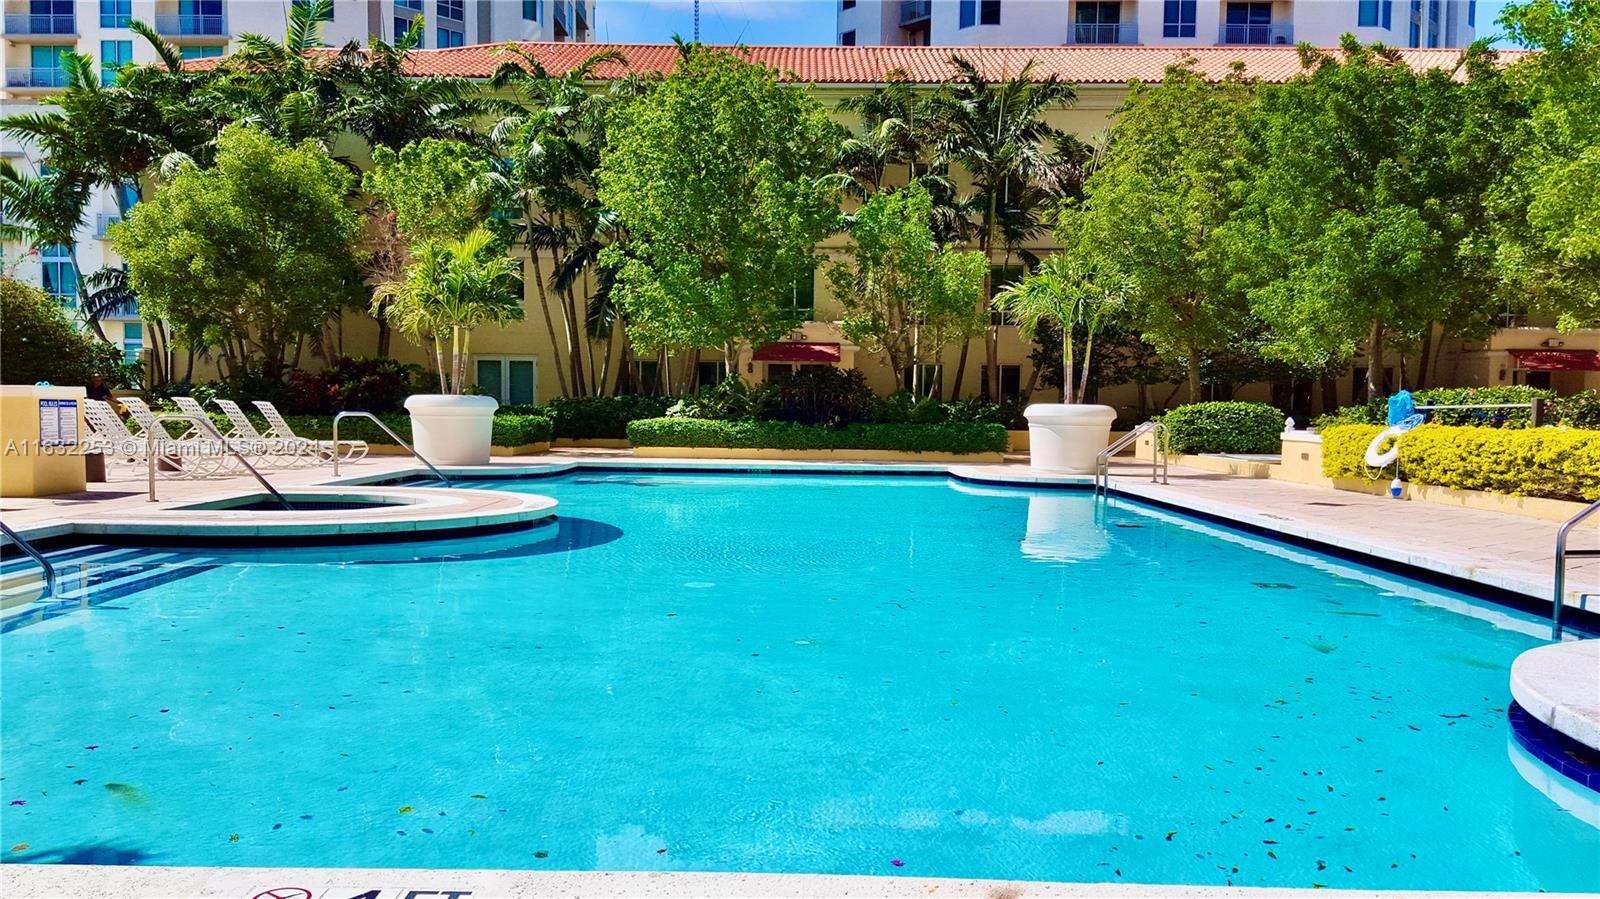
2 472 1596 890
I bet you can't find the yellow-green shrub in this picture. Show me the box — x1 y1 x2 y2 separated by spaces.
1322 423 1600 501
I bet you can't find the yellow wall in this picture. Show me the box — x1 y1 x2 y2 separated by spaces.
0 385 88 498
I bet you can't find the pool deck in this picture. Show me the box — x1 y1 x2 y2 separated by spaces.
4 449 1594 615
3 864 1594 899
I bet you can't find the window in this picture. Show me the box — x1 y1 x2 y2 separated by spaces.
989 264 1024 325
437 26 464 47
1358 0 1378 26
1162 0 1196 37
180 45 223 59
396 0 422 9
979 0 1000 24
1409 0 1422 46
631 360 661 395
1382 0 1392 28
118 180 139 212
523 0 539 20
394 16 418 41
788 269 816 320
1075 1 1121 42
902 364 943 399
696 361 728 389
438 0 464 21
475 356 538 405
959 0 975 28
840 29 856 45
100 0 130 28
178 0 224 34
1223 2 1272 43
28 0 75 33
982 364 1022 401
842 0 855 8
40 243 76 305
1468 0 1475 27
29 46 71 88
122 322 143 365
100 40 132 86
765 363 794 383
1427 0 1441 46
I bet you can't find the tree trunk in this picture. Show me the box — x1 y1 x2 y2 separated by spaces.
376 318 391 358
1186 343 1202 403
950 341 970 399
1415 321 1435 390
526 243 570 398
562 286 587 397
1364 318 1384 401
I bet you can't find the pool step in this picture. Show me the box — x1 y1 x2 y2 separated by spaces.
0 545 218 630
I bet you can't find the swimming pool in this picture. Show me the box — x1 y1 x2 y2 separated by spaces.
3 471 1596 890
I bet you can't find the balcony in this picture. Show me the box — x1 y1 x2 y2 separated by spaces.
899 0 931 25
1218 22 1293 44
154 13 228 37
95 213 121 238
5 67 71 89
1073 21 1138 43
2 12 77 36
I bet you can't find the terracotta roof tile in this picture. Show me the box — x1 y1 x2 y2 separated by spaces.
187 42 1526 85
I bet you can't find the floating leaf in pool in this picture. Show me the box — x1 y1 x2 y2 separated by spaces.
83 745 97 751
228 834 239 842
1165 832 1176 841
534 850 547 858
72 780 85 786
8 801 22 806
890 859 904 867
1253 583 1296 589
10 844 27 852
399 806 414 813
1304 640 1337 654
471 794 487 800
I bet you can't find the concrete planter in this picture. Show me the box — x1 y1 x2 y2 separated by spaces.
404 394 498 465
1024 403 1117 474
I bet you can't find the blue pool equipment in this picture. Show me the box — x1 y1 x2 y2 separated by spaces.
1365 390 1426 469
1390 476 1404 498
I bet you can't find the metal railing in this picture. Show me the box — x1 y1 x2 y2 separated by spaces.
1219 22 1293 44
153 13 227 35
1414 399 1547 427
899 0 932 24
1095 420 1168 497
1073 21 1138 44
146 413 293 510
3 12 77 34
1552 497 1600 640
332 411 452 486
0 519 57 599
5 67 71 89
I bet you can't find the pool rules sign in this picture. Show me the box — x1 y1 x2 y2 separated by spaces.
37 398 77 448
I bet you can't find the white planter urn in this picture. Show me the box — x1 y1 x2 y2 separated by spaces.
1024 403 1117 474
405 394 498 466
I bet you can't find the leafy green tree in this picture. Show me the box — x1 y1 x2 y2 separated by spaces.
112 126 361 379
0 277 122 387
377 228 524 394
1069 59 1253 401
826 183 988 381
1224 39 1501 399
1496 0 1600 329
363 138 497 248
598 44 844 380
995 254 1131 404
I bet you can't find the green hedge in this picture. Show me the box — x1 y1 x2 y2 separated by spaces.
1322 423 1600 501
157 407 552 446
1161 401 1286 454
627 418 1009 454
504 395 672 439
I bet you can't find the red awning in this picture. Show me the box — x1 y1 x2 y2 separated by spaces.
751 342 842 363
1508 348 1600 371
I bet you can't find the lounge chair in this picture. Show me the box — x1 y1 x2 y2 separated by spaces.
253 400 368 463
82 398 229 477
211 399 316 467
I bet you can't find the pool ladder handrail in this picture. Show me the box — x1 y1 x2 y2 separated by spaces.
0 518 56 598
332 411 453 486
147 413 294 510
1095 420 1168 497
1552 496 1600 640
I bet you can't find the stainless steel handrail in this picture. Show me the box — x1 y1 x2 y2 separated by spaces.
1095 420 1167 497
0 518 56 598
146 413 294 510
1552 496 1600 639
332 411 452 486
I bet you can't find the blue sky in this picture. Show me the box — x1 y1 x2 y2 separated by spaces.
591 0 1525 47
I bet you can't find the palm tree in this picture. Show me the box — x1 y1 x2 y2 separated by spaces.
0 161 97 337
328 18 488 153
377 228 526 394
929 55 1076 399
212 0 342 148
995 255 1131 404
488 46 643 397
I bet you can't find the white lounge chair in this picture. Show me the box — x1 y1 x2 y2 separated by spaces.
82 398 229 478
253 400 368 463
212 399 316 467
